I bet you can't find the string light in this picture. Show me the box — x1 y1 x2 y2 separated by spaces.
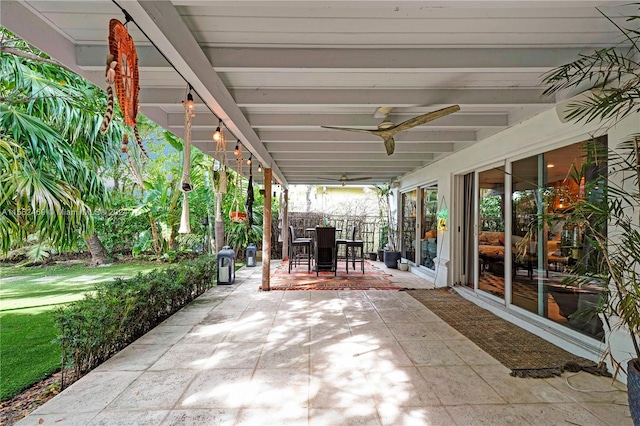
213 119 222 141
185 85 195 114
109 2 271 184
246 154 252 165
258 163 262 172
233 141 240 156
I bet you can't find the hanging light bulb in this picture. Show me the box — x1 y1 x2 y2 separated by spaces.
186 93 195 113
258 163 262 172
185 86 195 114
213 119 222 141
247 154 252 165
233 142 240 156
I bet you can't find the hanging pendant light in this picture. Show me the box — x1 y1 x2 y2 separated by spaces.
185 85 195 115
213 119 222 141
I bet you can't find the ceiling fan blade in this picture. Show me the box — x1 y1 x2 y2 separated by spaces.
346 177 372 181
321 125 379 134
393 105 460 132
383 136 395 156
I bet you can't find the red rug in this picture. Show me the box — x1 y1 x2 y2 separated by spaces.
265 260 402 290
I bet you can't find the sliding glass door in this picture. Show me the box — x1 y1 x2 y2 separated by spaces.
477 167 506 299
510 139 607 339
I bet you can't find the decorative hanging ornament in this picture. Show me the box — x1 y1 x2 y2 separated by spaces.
178 193 191 234
105 19 147 158
180 91 194 192
230 153 247 223
121 133 129 153
178 92 194 234
99 54 117 134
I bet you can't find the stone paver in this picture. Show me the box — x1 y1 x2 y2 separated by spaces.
17 261 631 425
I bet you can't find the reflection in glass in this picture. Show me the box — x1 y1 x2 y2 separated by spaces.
510 139 607 340
477 167 506 299
421 186 438 270
401 191 416 262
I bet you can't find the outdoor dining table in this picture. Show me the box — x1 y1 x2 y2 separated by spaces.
304 227 343 257
305 227 342 234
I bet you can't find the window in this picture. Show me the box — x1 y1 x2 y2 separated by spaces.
401 190 417 262
420 186 438 270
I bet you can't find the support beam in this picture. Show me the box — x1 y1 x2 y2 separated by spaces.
257 130 475 143
271 152 435 161
275 159 426 168
75 45 590 71
166 112 509 129
139 87 553 107
232 88 554 107
265 143 452 154
261 168 272 291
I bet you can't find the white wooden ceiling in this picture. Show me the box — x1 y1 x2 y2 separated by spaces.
1 0 632 187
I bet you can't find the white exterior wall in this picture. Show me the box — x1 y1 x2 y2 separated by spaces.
398 106 639 383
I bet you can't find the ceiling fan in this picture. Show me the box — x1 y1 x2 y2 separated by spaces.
317 173 372 186
321 105 461 156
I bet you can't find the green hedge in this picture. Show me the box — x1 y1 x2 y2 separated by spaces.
55 255 217 378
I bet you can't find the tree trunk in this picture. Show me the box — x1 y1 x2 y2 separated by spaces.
85 232 112 266
149 213 161 256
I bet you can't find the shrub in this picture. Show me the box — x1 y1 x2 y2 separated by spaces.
55 255 216 380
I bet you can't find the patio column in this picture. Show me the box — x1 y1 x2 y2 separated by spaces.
262 168 272 291
283 188 289 259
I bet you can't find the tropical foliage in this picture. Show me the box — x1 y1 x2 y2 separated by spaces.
0 28 124 256
1 27 267 262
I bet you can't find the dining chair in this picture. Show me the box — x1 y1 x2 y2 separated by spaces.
314 226 337 276
344 226 365 273
288 225 312 273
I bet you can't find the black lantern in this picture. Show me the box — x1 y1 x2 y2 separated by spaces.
216 246 236 284
246 243 257 267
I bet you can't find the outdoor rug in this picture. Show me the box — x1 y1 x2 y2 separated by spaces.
406 288 611 378
266 260 402 291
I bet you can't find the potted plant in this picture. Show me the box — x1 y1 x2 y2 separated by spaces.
375 183 401 268
543 5 640 421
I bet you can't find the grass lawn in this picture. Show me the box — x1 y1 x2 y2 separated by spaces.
0 261 168 401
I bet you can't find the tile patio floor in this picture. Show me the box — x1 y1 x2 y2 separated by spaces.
18 261 630 425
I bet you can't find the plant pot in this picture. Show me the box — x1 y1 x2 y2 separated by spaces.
398 260 409 271
628 359 640 425
384 251 401 269
229 211 247 223
368 252 377 261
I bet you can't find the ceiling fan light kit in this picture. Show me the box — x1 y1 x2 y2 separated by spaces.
322 105 461 155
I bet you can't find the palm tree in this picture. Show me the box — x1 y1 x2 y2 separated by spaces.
0 28 125 264
542 9 640 124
